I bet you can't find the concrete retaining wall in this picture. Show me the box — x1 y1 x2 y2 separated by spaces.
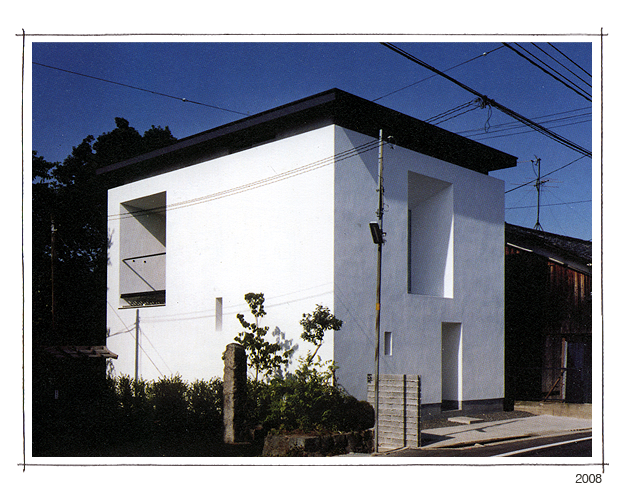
262 430 374 457
514 401 592 419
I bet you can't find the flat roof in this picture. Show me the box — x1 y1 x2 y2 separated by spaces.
97 88 517 187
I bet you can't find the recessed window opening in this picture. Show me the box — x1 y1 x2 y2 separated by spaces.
384 331 393 356
407 172 453 298
119 192 166 307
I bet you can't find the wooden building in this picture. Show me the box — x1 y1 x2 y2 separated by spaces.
504 223 592 406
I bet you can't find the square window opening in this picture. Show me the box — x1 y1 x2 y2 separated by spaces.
119 192 166 307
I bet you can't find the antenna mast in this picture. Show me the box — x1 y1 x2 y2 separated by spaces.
533 157 547 231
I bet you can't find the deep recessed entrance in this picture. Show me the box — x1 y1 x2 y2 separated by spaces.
441 322 462 411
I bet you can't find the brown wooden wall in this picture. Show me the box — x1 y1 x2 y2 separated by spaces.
504 246 592 404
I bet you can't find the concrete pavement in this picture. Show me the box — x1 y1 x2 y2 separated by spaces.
395 414 592 451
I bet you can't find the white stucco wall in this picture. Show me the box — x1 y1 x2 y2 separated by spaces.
332 127 505 403
106 123 505 408
107 126 337 382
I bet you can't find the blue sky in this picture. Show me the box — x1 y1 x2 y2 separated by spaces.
31 41 593 240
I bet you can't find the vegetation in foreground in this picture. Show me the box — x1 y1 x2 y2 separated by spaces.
33 296 373 457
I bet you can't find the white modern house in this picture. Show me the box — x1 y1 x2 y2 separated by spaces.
99 89 517 416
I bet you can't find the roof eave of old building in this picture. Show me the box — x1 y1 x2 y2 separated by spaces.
505 223 592 274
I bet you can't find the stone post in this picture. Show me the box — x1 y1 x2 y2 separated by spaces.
223 343 247 443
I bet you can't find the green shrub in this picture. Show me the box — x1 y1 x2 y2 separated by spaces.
109 374 224 443
187 378 223 436
149 374 189 434
114 375 153 440
238 300 373 435
245 355 374 434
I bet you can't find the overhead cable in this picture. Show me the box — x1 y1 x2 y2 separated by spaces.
506 200 590 210
548 42 592 79
463 112 591 140
373 45 504 102
457 106 591 135
463 118 591 142
530 43 591 88
505 155 587 193
502 43 591 101
426 99 480 125
108 139 382 221
381 43 591 158
33 61 250 117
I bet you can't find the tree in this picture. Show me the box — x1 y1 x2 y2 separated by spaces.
32 118 177 346
32 152 59 344
300 304 343 359
234 293 294 382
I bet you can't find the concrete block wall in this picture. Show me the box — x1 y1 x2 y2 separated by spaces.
368 374 421 450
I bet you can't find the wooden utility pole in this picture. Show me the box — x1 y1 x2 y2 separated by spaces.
50 218 57 338
373 129 385 454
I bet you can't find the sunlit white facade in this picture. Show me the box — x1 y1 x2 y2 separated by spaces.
102 89 515 414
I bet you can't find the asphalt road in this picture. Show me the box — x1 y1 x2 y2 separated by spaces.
383 431 592 457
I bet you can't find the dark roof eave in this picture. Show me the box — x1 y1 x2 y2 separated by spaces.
505 223 592 266
97 88 517 185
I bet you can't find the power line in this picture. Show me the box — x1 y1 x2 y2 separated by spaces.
506 200 590 210
502 43 591 101
462 114 591 141
531 43 591 88
456 108 591 137
426 99 480 125
381 43 592 158
139 326 173 375
503 42 592 102
505 155 587 193
457 106 591 135
136 335 163 377
548 42 592 79
33 61 250 117
373 45 504 102
108 139 381 221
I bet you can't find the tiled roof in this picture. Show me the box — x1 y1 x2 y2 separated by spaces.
506 223 592 264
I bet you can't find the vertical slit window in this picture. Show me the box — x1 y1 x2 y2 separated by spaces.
216 297 223 332
407 209 412 293
384 331 393 356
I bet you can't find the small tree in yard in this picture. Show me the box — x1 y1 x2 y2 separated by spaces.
242 302 374 435
300 304 343 359
298 304 343 383
235 293 294 382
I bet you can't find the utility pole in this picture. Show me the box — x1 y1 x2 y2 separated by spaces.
373 129 385 454
50 217 57 340
135 309 140 382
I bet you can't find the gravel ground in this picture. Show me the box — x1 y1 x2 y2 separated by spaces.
421 410 536 430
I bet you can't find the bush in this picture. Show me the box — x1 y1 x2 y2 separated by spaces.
150 374 189 434
114 375 154 441
187 378 224 437
245 356 374 434
109 374 224 444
